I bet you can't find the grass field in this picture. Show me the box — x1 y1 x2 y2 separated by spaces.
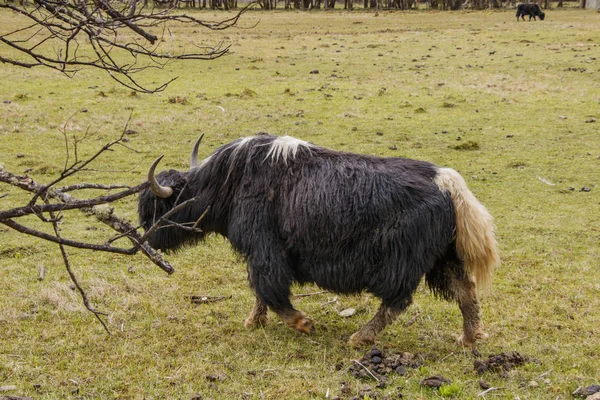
1 6 599 399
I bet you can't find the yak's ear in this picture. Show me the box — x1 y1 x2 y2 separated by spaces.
190 134 205 169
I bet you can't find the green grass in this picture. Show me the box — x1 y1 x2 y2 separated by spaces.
1 7 599 400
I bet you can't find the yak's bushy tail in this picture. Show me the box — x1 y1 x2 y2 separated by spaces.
434 168 499 293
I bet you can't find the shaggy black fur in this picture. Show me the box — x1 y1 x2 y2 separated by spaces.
516 3 545 20
138 135 462 315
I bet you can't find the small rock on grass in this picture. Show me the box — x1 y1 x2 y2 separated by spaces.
205 374 226 382
574 385 600 397
0 396 34 400
420 375 451 388
339 308 356 317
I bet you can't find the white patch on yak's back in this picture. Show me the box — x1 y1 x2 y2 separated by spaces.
194 137 256 172
224 136 257 166
265 135 311 164
231 136 256 158
204 136 311 183
222 136 258 180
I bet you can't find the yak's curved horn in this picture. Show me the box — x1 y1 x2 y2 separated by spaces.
190 134 205 169
148 155 173 198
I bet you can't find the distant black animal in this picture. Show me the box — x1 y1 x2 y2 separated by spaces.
138 134 499 347
516 3 545 20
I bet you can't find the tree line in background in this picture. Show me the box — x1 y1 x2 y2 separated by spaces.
156 0 575 11
0 0 583 11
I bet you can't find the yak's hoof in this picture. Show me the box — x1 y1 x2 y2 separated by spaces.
475 330 490 340
348 332 375 347
244 315 268 329
294 315 315 335
456 334 474 347
456 330 489 347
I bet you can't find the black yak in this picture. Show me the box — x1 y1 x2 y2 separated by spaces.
516 3 545 21
138 134 499 347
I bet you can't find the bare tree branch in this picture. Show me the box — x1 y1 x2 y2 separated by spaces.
0 118 229 331
58 183 133 192
0 169 175 274
0 179 150 220
1 218 138 254
0 0 258 92
0 115 180 272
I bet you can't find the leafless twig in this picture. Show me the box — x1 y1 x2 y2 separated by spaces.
352 360 380 382
49 205 111 334
537 176 555 186
439 352 455 362
138 197 207 243
538 369 553 378
404 311 419 326
38 265 45 281
478 387 503 397
294 290 328 298
320 296 338 307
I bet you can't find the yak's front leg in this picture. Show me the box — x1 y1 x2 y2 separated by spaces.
275 307 315 335
245 295 268 328
348 301 407 347
249 263 315 335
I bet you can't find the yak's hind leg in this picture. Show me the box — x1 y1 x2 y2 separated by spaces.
348 298 410 347
450 274 488 346
427 257 488 347
245 295 268 328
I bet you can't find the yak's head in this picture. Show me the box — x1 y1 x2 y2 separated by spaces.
138 136 207 252
539 11 545 20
